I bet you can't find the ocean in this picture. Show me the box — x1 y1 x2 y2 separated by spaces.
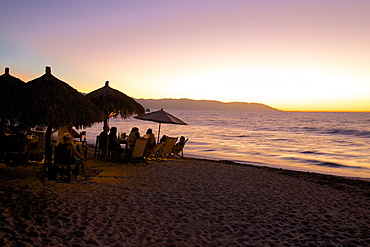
82 110 370 180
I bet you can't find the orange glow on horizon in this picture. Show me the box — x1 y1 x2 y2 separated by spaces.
1 1 370 112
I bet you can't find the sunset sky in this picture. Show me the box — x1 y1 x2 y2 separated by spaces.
1 0 370 112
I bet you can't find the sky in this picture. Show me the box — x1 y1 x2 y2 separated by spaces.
1 0 370 112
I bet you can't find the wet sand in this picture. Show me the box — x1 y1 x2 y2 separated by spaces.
1 157 370 246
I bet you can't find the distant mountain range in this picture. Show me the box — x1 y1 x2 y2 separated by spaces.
135 98 281 111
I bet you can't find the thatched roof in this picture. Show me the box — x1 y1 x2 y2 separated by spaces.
3 67 104 128
0 67 26 118
0 67 25 94
86 81 145 119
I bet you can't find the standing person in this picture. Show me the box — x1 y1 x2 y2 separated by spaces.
59 133 88 178
144 128 156 151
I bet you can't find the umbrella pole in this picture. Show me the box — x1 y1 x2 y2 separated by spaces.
157 122 161 143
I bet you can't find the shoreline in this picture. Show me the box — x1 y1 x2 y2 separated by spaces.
1 157 370 245
189 157 370 195
184 152 370 181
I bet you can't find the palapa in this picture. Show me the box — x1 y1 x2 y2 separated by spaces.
0 67 25 96
86 81 145 157
86 81 145 121
0 67 26 118
0 67 26 160
5 67 104 128
3 67 105 175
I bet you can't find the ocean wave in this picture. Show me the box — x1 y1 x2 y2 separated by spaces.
313 161 367 170
299 125 370 138
322 128 370 138
237 135 250 138
301 151 316 154
300 151 326 155
281 157 369 170
302 127 317 131
271 138 290 141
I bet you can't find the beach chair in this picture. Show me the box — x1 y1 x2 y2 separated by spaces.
131 138 148 164
162 137 177 158
54 145 79 182
146 142 165 161
173 138 189 158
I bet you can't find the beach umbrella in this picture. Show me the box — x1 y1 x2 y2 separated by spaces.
134 108 187 142
3 66 105 171
86 81 145 137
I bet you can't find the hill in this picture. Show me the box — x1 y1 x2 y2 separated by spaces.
135 98 281 111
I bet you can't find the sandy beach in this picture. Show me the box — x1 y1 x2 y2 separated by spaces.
1 157 370 246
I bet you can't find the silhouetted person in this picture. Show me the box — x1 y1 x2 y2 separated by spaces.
128 127 140 149
160 135 167 143
108 127 125 159
174 136 186 155
144 128 156 151
58 133 87 177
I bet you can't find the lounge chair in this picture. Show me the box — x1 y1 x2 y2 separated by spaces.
131 138 148 164
146 142 165 161
173 138 189 158
162 137 177 158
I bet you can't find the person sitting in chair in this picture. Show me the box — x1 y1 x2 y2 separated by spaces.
143 128 156 151
58 133 87 177
108 127 125 159
127 127 140 149
174 136 186 155
160 135 167 143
